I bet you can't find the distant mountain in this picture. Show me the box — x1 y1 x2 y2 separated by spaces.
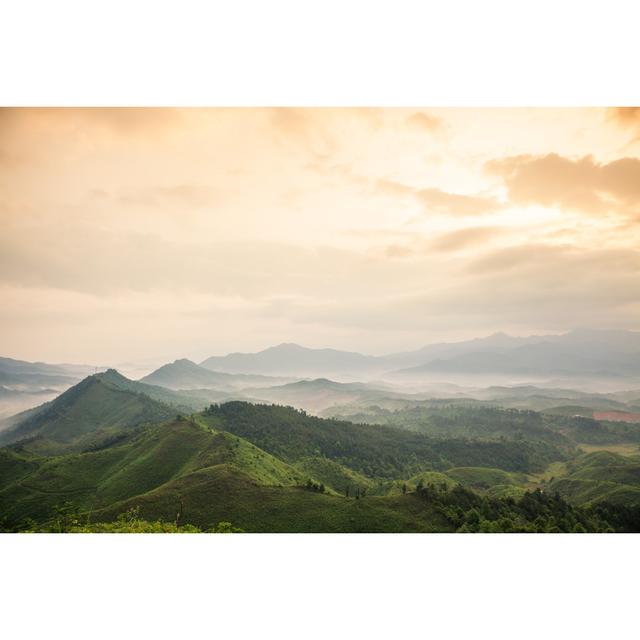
200 330 640 380
200 343 379 377
140 358 291 390
245 377 421 414
0 356 95 379
389 329 640 382
378 332 547 370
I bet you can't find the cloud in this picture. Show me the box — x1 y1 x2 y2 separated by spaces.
429 227 502 252
268 108 336 157
0 107 184 167
607 107 640 144
608 107 640 126
406 111 444 133
284 243 640 335
416 188 502 216
375 178 416 197
486 153 640 215
375 179 502 216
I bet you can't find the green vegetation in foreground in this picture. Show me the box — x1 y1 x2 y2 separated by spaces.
0 416 306 528
17 506 243 533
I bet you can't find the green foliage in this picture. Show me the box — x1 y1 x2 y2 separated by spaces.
0 419 305 529
445 466 523 490
331 404 572 446
412 484 619 533
548 451 640 507
202 402 565 476
294 456 374 495
12 506 243 533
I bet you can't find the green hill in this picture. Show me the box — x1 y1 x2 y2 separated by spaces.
445 466 523 490
201 402 567 477
0 370 176 450
294 457 375 495
0 416 458 533
549 451 640 507
327 404 573 448
0 417 307 528
0 369 248 453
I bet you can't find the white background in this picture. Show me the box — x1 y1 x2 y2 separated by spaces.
1 1 639 638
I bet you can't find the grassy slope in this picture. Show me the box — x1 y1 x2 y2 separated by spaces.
549 451 640 506
446 466 522 489
0 418 304 526
0 369 243 451
0 417 454 532
0 372 176 447
294 456 374 495
93 467 454 533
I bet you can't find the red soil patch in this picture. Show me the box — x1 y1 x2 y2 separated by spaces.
593 411 640 423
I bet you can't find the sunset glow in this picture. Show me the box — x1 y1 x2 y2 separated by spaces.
1 107 639 364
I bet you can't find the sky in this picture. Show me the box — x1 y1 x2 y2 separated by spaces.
1 107 640 365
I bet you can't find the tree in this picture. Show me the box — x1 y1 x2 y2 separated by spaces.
402 483 407 495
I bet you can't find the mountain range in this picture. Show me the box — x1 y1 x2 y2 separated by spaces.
197 329 640 384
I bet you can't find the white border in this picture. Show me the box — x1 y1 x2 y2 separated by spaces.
1 0 639 105
1 533 638 639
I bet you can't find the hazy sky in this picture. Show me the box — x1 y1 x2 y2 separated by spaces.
1 107 639 365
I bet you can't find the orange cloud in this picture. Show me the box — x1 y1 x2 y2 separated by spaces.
376 179 502 216
608 107 640 143
486 153 640 215
406 111 443 133
430 227 502 252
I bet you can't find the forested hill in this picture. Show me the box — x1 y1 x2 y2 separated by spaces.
201 401 567 477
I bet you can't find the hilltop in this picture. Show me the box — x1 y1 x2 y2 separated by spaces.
0 369 177 452
140 358 291 391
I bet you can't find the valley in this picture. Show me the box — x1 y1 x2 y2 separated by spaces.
3 335 640 533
